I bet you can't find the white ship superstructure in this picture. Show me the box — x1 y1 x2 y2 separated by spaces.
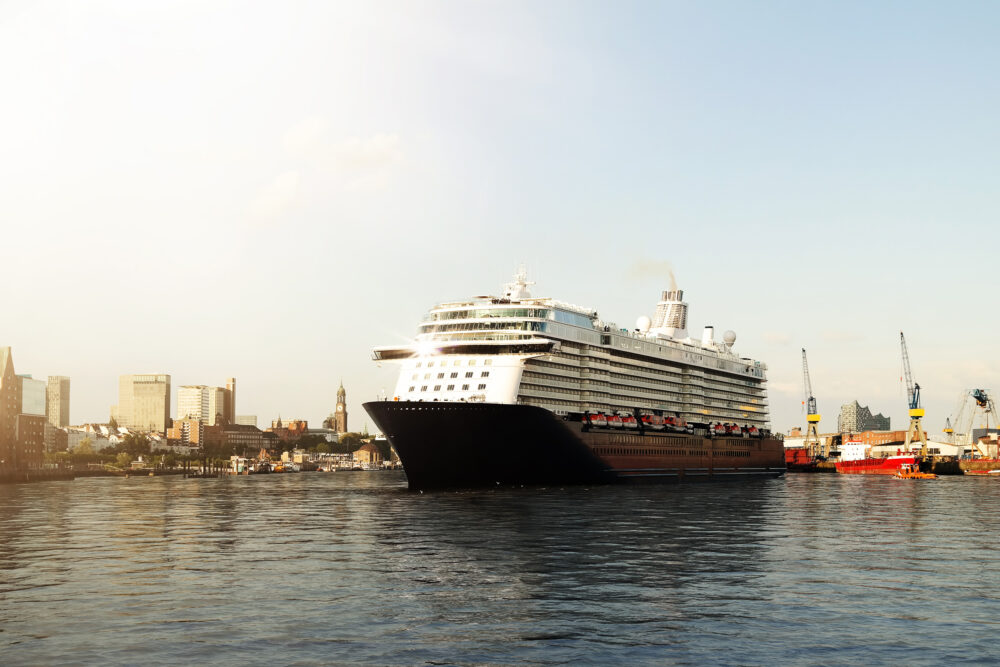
373 270 770 428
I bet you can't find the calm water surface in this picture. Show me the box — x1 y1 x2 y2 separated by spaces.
1 472 999 665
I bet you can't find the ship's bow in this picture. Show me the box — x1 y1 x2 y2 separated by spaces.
364 401 611 490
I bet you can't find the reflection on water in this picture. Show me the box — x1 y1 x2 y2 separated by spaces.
1 474 999 665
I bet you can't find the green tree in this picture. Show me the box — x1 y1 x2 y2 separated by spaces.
75 438 94 455
108 416 119 431
315 442 331 454
116 452 132 469
120 433 151 457
338 432 362 450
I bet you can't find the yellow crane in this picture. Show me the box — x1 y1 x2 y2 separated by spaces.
801 348 822 458
900 331 928 458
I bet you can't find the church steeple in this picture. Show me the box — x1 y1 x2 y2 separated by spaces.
334 381 347 433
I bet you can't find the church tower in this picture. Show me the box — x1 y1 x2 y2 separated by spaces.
334 381 347 433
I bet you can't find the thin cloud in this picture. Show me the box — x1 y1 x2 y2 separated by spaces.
247 170 301 224
763 331 792 345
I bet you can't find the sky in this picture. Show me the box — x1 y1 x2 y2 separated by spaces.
2 1 1000 435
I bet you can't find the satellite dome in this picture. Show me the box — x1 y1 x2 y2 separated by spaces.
723 330 737 345
636 315 652 333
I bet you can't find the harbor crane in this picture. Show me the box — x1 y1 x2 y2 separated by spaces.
801 348 823 458
900 331 928 458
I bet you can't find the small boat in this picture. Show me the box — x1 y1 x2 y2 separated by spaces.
964 469 1000 476
606 414 623 429
586 412 607 428
641 414 666 430
621 414 639 430
893 463 937 479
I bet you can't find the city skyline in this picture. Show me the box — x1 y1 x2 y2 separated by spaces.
3 2 1000 433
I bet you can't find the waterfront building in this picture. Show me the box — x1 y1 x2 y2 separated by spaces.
352 443 382 466
46 376 70 427
848 429 925 447
219 424 267 456
267 418 308 442
166 418 207 446
111 374 171 433
838 400 890 433
15 415 45 468
236 415 257 427
18 375 46 416
44 423 68 453
0 348 20 469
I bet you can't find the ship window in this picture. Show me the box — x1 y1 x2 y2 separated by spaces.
437 373 444 379
462 384 469 390
478 383 487 390
420 386 428 392
468 359 477 366
428 361 434 367
454 360 461 366
481 371 490 377
411 374 418 380
408 386 415 392
465 372 473 378
450 372 458 378
416 362 422 368
424 373 430 380
447 384 455 390
484 359 492 366
434 385 441 391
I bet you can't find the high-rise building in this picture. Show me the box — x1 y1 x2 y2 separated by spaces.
0 347 20 469
225 378 236 425
236 415 257 427
111 374 171 433
335 381 348 433
838 400 891 433
18 375 47 416
177 380 234 425
46 376 70 427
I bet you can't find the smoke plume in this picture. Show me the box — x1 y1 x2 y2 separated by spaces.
630 259 677 291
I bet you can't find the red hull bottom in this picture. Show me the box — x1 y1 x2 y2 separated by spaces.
835 456 917 475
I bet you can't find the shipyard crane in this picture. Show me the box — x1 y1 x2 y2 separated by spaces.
969 389 998 458
801 348 823 458
900 331 929 458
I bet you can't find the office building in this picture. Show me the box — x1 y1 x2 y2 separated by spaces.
46 376 70 427
177 379 236 425
18 375 46 416
236 415 257 427
111 374 171 433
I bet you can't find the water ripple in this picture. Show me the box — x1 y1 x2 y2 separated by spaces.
1 473 999 665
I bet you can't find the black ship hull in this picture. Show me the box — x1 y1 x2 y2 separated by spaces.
364 401 785 491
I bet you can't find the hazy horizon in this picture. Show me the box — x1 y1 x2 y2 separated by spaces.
3 1 1000 435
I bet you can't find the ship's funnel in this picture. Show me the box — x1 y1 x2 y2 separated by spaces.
701 326 715 347
652 288 688 339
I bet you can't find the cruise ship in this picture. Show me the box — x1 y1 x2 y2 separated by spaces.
364 270 785 489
